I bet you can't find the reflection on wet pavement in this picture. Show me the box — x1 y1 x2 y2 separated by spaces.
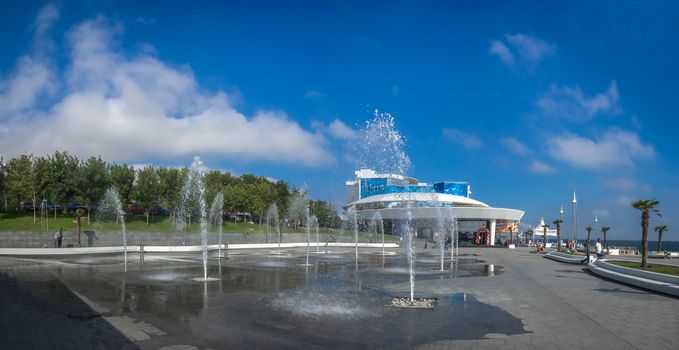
4 249 527 349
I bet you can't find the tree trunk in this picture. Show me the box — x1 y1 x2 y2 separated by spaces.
641 210 649 268
33 193 37 223
146 212 150 226
556 224 561 251
658 232 663 252
76 216 81 247
604 233 608 254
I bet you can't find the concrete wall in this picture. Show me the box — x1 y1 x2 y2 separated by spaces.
0 230 360 248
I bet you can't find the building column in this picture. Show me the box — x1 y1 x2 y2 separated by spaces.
489 219 496 246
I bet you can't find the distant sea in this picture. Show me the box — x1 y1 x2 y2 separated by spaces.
604 240 679 252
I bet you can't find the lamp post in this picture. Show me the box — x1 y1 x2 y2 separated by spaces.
594 216 598 240
560 204 564 247
571 191 578 244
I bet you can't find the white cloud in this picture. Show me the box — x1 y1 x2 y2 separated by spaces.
304 90 326 98
547 129 654 168
505 34 556 63
327 119 356 140
0 56 55 115
442 128 481 149
489 33 555 69
538 81 621 121
530 160 557 174
33 3 59 54
135 17 157 25
489 40 514 66
0 4 58 116
500 137 528 156
0 15 332 167
593 209 610 218
605 177 651 193
616 195 634 206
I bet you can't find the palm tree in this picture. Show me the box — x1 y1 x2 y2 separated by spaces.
601 226 610 254
525 229 534 244
655 225 667 252
632 199 661 268
553 219 563 252
541 224 549 248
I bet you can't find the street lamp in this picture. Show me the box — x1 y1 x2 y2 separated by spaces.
571 191 578 244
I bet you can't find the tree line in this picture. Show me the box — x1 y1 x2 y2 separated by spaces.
0 152 339 227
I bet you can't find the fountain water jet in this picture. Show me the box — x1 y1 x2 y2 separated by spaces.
346 206 359 271
209 193 224 259
301 207 312 267
177 156 216 282
370 212 384 256
98 187 128 268
265 203 283 254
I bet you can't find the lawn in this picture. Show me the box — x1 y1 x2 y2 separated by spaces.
558 249 584 255
608 260 679 276
0 212 399 241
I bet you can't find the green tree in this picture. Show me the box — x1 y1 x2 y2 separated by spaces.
134 166 161 225
224 184 251 217
601 226 611 254
0 157 6 212
77 156 110 221
110 164 135 206
655 224 667 252
204 170 225 206
273 181 291 218
632 199 661 268
157 167 185 210
251 181 273 224
553 219 563 251
46 151 79 211
541 223 549 247
6 155 34 213
310 200 340 228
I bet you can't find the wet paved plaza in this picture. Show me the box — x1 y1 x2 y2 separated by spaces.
1 246 678 349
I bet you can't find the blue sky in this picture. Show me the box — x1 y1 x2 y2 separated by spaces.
1 1 677 239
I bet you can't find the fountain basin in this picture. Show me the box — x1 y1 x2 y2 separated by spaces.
390 297 438 309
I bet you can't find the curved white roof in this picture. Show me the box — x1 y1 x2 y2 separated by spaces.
346 192 490 208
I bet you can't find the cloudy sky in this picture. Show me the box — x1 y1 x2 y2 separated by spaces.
1 1 677 239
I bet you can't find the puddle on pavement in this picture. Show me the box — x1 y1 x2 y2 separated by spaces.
13 250 525 348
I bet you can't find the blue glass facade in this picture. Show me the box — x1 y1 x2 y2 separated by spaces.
433 182 469 197
359 178 469 199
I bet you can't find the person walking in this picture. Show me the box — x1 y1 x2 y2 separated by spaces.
595 238 604 258
54 228 63 248
581 239 591 264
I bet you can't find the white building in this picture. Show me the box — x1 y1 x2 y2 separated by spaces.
344 169 524 245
